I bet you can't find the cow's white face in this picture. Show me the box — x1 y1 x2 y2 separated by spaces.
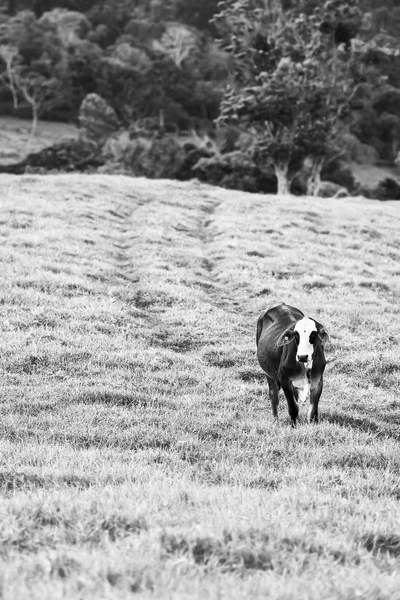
294 317 317 367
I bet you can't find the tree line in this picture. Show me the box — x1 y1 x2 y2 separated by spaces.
0 0 400 197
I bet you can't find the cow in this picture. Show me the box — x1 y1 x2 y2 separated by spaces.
256 302 329 426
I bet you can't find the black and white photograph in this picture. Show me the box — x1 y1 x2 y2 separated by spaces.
0 1 400 598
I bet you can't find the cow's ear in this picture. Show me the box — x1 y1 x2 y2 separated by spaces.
277 328 295 347
317 326 330 345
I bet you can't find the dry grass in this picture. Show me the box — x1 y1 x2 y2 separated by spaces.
0 117 78 163
349 160 400 189
0 173 400 599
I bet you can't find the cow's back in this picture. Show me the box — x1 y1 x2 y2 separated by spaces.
256 303 304 379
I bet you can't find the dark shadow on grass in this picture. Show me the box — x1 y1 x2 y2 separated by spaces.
247 476 281 490
360 533 400 557
0 471 93 494
77 391 148 407
12 402 57 416
238 368 266 383
3 422 173 451
161 529 348 572
3 428 39 443
161 532 273 571
6 354 50 374
50 432 172 451
325 411 381 434
255 287 272 296
203 351 236 368
59 283 93 297
359 281 391 292
324 410 400 441
150 331 203 353
303 280 333 290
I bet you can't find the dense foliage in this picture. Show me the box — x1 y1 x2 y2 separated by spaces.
215 0 363 193
0 0 400 195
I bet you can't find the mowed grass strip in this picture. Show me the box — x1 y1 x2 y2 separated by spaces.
0 173 400 598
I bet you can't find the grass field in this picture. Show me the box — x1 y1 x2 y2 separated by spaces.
0 173 400 599
0 117 78 163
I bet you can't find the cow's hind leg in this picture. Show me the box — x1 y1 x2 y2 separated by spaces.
308 376 323 424
267 377 280 420
282 382 299 427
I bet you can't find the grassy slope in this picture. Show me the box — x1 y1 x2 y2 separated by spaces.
349 161 400 189
0 173 400 599
0 117 78 163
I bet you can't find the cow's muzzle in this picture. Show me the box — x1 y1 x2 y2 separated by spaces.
297 354 309 363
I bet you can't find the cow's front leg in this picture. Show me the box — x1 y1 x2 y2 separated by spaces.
282 381 299 427
267 377 280 420
308 376 323 424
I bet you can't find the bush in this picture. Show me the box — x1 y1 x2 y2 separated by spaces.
123 19 165 46
101 129 277 191
38 9 92 40
373 86 400 118
173 0 220 34
103 131 186 179
359 177 400 200
374 177 400 200
322 163 356 192
79 93 120 145
192 149 276 193
341 133 379 164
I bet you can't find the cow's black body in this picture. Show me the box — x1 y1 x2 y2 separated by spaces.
256 302 327 426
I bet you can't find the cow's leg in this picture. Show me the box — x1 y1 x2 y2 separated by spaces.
282 382 299 427
308 376 323 424
267 377 279 419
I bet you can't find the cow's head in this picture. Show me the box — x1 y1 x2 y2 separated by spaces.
276 317 329 367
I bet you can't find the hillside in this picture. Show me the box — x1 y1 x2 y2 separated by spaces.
0 174 400 599
0 117 78 163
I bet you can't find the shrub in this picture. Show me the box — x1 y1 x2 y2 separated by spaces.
79 92 120 145
341 133 379 164
360 177 400 200
103 131 185 179
322 163 356 192
375 177 400 200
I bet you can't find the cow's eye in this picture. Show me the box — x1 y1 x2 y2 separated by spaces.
309 331 317 344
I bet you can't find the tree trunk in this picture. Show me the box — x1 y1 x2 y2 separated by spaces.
24 101 39 153
391 138 399 164
275 164 291 195
306 157 324 196
31 101 38 138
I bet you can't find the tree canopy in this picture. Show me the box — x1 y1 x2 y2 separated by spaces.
0 0 399 196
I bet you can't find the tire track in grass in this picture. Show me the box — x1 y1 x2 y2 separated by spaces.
130 191 222 349
88 181 209 359
80 179 266 434
103 181 241 324
109 194 148 282
166 189 264 405
89 183 243 447
192 198 238 312
103 182 247 375
175 193 246 315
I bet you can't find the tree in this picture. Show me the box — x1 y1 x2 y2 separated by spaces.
0 44 19 107
377 112 400 161
152 24 198 69
173 0 220 34
7 0 16 15
0 43 62 137
214 0 361 195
